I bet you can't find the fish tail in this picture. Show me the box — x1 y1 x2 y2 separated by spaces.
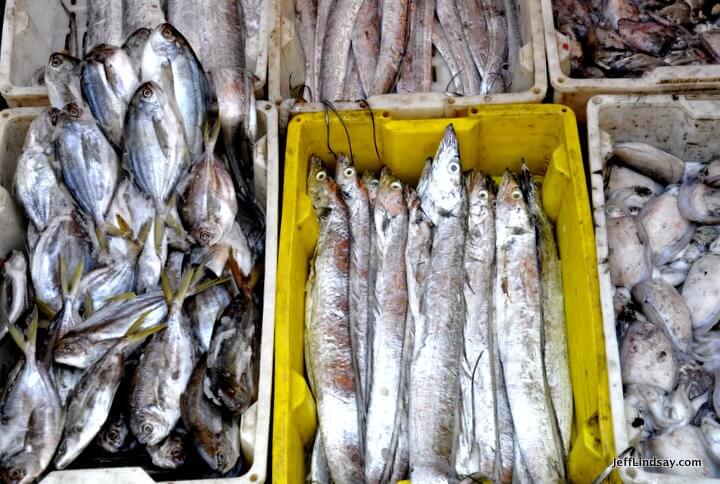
154 214 166 254
7 308 39 357
84 294 94 318
174 266 196 307
95 223 109 252
204 115 223 155
122 310 167 342
35 298 57 319
105 291 137 304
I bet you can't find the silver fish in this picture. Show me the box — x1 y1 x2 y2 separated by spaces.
55 317 166 469
188 284 232 354
45 53 83 109
54 292 168 369
365 168 407 483
85 0 123 52
480 0 509 95
136 216 168 293
495 170 565 482
305 157 363 482
122 28 152 76
124 81 190 212
30 214 94 312
295 0 318 101
308 433 331 484
320 0 365 100
55 103 120 226
335 154 370 411
313 0 334 100
432 18 463 94
182 355 241 473
129 269 198 446
520 165 572 460
0 319 62 484
81 45 140 148
411 0 434 92
104 178 155 246
241 0 263 73
206 290 259 415
123 0 166 38
436 0 481 95
14 112 74 232
147 429 188 469
142 24 212 160
351 0 380 96
372 0 408 95
180 122 238 247
455 173 499 480
410 125 466 481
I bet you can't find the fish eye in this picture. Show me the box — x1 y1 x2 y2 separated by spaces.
162 27 174 39
50 55 63 68
67 105 80 117
109 430 119 440
315 171 327 181
62 343 74 353
391 181 402 191
343 167 355 178
479 191 488 200
217 452 226 464
141 86 154 98
171 449 183 459
142 423 154 434
511 189 522 200
9 467 23 479
448 162 460 173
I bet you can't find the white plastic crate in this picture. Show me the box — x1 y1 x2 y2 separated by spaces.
588 94 720 483
542 0 720 123
0 0 270 107
268 0 547 119
0 102 279 484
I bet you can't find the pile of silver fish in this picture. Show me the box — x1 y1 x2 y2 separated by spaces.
305 126 572 483
0 19 264 484
293 0 521 101
554 0 720 78
605 141 720 477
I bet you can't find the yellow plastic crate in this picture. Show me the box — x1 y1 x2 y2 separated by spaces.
273 105 612 483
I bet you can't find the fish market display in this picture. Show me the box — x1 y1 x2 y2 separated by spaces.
293 0 521 101
553 0 720 78
604 139 720 477
1 20 265 482
304 126 572 482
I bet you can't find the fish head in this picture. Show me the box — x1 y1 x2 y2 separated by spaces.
419 125 464 221
46 53 80 81
217 371 255 415
467 172 496 216
191 220 225 247
97 417 129 452
53 334 94 368
147 24 193 61
497 170 530 226
377 168 406 217
124 28 152 51
307 156 341 212
0 453 41 484
150 433 187 468
334 154 366 200
57 102 92 126
132 407 173 446
130 81 166 114
199 437 240 474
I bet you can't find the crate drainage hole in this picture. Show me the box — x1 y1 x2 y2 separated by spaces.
382 111 390 118
250 474 258 481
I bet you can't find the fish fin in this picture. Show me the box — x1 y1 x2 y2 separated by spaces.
7 324 25 352
126 321 168 342
188 276 230 297
123 310 153 338
203 116 222 155
95 223 108 252
174 267 196 306
27 308 39 355
105 223 125 238
0 283 9 328
105 291 136 303
60 257 68 298
138 219 152 244
154 214 165 253
190 258 208 287
69 260 84 298
115 215 132 237
35 299 57 319
160 271 173 304
84 294 94 318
